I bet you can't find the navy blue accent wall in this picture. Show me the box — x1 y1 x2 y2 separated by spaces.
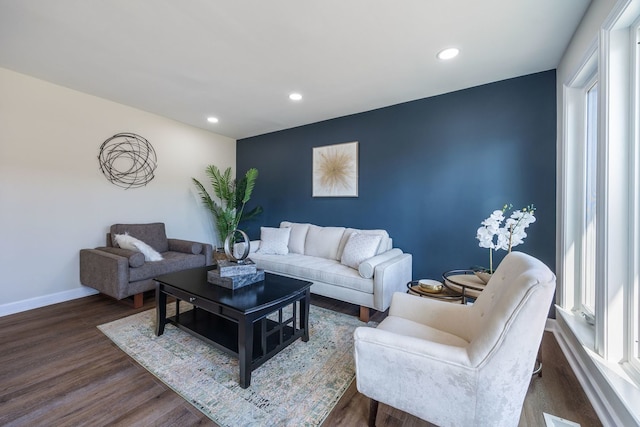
237 70 556 281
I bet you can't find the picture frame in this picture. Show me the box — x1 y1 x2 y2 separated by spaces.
312 141 358 197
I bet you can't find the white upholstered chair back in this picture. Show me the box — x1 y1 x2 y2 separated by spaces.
354 251 556 427
465 251 556 365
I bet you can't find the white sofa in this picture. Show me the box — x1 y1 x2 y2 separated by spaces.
246 221 412 321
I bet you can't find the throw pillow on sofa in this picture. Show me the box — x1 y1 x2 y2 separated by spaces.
337 228 390 260
283 222 310 254
340 232 382 270
257 227 291 255
305 225 346 260
114 232 163 261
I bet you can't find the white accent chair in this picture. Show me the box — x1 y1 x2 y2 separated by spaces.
353 251 556 427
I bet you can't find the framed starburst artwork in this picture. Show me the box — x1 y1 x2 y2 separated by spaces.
312 141 358 197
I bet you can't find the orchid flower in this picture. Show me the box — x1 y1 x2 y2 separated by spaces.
476 204 536 272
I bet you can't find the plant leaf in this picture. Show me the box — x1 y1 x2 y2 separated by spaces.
242 168 258 204
191 178 215 213
195 165 262 243
241 205 263 222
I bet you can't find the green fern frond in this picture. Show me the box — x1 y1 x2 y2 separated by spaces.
241 205 263 222
191 178 215 212
193 165 262 244
242 168 258 204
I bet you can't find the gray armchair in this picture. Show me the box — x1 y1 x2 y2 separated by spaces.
80 223 213 308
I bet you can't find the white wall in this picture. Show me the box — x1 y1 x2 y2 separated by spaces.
0 67 235 314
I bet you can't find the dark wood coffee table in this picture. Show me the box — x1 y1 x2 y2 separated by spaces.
155 265 312 388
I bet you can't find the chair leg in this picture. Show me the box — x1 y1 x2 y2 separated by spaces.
531 343 543 377
368 398 379 427
132 292 143 309
359 306 370 322
534 344 543 377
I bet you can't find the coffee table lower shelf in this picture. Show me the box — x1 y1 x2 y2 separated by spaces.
167 307 300 370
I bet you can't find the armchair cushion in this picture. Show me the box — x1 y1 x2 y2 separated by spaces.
168 238 203 255
110 223 169 253
114 233 163 261
377 316 469 347
96 246 145 268
128 251 208 282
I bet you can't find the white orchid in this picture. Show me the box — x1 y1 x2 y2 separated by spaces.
476 204 536 272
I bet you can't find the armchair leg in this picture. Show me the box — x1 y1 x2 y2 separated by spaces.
533 344 543 377
132 292 143 309
359 306 370 322
368 398 379 427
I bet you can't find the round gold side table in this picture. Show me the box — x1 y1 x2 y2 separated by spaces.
442 269 488 304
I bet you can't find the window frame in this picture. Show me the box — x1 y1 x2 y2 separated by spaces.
559 45 598 321
628 16 640 374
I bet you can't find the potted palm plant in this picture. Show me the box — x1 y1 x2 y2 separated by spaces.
192 165 262 250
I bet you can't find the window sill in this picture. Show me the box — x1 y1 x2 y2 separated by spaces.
554 306 640 426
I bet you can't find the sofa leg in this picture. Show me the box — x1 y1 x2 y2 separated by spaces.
132 292 143 309
359 306 370 322
368 398 379 427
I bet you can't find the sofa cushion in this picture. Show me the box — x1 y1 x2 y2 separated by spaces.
340 233 382 269
304 225 345 260
249 252 374 294
110 223 169 253
337 228 390 260
280 222 310 254
257 227 291 255
114 233 163 261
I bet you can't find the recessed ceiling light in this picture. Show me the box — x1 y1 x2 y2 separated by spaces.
207 117 219 123
437 47 459 60
289 93 302 101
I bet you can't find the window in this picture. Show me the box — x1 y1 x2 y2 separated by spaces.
558 1 640 422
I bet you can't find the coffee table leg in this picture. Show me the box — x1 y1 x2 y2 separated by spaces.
155 284 166 336
301 289 310 342
238 318 253 388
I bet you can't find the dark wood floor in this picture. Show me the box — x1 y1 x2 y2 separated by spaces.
0 292 601 427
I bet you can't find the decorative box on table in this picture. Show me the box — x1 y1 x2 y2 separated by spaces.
207 259 264 290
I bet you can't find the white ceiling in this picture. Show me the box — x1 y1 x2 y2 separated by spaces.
0 0 590 140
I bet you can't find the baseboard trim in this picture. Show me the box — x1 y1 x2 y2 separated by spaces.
0 287 99 317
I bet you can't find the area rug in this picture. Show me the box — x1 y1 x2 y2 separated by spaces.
98 303 371 426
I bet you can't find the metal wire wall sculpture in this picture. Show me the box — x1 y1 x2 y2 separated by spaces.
98 132 157 189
